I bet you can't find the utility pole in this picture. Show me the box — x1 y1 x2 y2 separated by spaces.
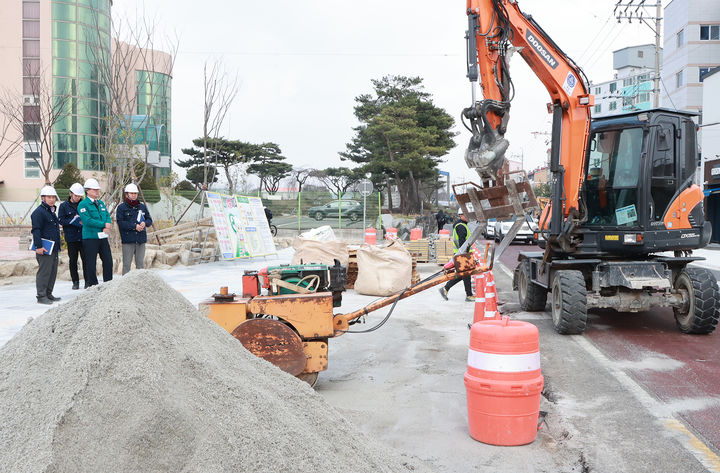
614 0 663 108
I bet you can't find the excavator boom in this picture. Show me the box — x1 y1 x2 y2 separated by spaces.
463 0 594 247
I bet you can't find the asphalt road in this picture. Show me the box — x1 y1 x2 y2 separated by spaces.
273 214 368 230
494 240 720 467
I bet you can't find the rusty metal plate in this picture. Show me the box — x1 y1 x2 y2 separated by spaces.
231 319 307 376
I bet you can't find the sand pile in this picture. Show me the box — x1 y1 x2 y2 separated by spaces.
0 271 428 473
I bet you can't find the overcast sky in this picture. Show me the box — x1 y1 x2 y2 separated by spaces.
113 0 658 185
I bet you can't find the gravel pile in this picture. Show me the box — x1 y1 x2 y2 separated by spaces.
0 270 429 473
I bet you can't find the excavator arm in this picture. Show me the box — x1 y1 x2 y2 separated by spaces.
463 0 594 249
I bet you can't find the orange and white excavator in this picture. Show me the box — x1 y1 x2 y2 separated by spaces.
456 0 719 335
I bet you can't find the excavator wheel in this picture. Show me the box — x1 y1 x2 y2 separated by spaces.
297 372 319 388
673 268 720 334
231 319 307 376
517 259 547 312
551 270 587 335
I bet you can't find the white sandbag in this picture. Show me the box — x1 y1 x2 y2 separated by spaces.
291 237 349 266
299 225 336 241
354 240 412 296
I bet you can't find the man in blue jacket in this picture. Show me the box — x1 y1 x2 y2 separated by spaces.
116 183 153 275
58 182 87 290
30 186 62 304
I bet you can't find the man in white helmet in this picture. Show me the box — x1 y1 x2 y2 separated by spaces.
58 182 87 289
116 182 153 275
77 178 113 286
30 185 62 304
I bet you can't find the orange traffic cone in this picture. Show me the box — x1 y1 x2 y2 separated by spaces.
483 271 500 320
473 273 487 324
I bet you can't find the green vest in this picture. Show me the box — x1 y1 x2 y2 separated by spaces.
77 198 112 240
452 222 470 253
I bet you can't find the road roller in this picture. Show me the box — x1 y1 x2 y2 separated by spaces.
199 249 492 387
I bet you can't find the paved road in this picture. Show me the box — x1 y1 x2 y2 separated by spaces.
495 241 720 459
273 215 368 230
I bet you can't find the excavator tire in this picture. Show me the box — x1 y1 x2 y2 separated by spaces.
517 259 547 311
673 268 720 334
551 270 587 335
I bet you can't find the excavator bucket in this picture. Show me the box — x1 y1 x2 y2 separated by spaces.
452 166 539 258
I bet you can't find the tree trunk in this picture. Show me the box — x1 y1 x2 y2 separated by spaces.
385 177 393 212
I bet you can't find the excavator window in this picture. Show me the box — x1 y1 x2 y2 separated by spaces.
585 128 644 227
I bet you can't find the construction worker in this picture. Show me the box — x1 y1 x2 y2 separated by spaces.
58 182 87 290
30 185 62 304
116 183 153 275
438 209 474 302
78 178 113 286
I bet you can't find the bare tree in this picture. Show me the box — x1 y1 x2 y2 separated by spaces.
85 10 178 208
201 60 239 187
0 63 71 184
291 167 314 192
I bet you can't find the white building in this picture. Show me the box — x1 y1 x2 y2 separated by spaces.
700 68 720 242
590 45 657 117
662 0 720 119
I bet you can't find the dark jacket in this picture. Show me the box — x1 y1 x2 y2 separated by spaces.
58 198 83 242
78 197 112 240
116 201 153 244
30 202 61 255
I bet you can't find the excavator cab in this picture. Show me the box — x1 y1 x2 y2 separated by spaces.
578 109 711 255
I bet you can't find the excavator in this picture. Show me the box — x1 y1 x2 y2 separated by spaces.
201 0 718 388
456 0 720 335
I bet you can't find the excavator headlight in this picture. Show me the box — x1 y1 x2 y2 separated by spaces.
623 233 643 244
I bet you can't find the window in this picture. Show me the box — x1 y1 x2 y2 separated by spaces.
23 106 40 123
638 50 645 58
700 25 720 41
676 70 684 88
699 67 716 82
23 20 40 38
637 74 649 82
677 30 684 48
23 40 40 57
609 82 617 93
52 3 76 21
23 58 40 76
23 124 41 142
53 40 76 59
638 92 650 103
53 22 76 40
609 102 617 111
23 2 40 19
623 78 634 87
595 104 602 114
24 152 40 179
23 77 39 95
53 58 77 77
595 87 602 95
586 128 645 226
623 96 633 107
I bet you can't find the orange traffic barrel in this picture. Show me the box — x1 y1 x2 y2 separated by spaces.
439 229 451 239
386 227 398 240
464 316 543 446
365 227 377 245
410 227 423 240
473 273 486 324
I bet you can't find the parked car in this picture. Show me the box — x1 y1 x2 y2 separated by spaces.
493 217 539 244
308 200 362 221
483 218 497 239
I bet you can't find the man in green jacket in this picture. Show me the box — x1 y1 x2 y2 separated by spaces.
78 178 113 287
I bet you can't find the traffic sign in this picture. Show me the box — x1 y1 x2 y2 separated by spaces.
359 180 374 196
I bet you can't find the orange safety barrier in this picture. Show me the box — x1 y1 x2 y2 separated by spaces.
365 227 377 245
410 227 423 240
483 271 499 320
464 316 544 446
439 229 451 239
473 273 486 324
385 227 398 240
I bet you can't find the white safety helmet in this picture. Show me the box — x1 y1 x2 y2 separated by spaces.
457 208 463 216
40 185 58 198
69 182 85 196
84 178 100 190
124 183 139 193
